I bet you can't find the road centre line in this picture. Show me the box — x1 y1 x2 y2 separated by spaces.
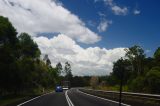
65 90 74 106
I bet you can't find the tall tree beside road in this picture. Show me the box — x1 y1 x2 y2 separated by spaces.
18 33 41 58
56 62 63 76
64 62 73 81
43 54 51 67
125 45 145 76
0 16 19 94
0 16 59 95
112 58 131 85
0 16 17 45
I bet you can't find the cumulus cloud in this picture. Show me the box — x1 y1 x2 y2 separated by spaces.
133 9 141 15
0 0 100 44
34 34 126 76
0 0 127 76
97 19 112 32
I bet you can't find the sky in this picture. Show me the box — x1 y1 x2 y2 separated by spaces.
0 0 160 76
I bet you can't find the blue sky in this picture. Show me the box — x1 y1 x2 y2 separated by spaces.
60 0 160 56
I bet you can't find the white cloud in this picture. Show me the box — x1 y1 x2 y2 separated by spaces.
0 0 127 76
98 12 106 17
95 0 128 16
34 34 126 76
0 0 100 44
111 6 128 16
133 9 141 15
97 19 112 32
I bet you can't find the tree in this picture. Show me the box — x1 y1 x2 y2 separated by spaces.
145 67 160 93
154 47 160 61
18 33 41 58
43 54 51 66
0 16 17 45
64 62 73 81
0 16 19 94
112 58 131 85
125 45 145 76
56 62 63 75
0 16 60 95
90 76 99 89
129 76 145 92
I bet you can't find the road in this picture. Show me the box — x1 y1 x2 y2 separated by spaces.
17 88 130 106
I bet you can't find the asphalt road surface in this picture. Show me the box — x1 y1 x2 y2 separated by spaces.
17 88 130 106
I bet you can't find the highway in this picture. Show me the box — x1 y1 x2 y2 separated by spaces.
17 88 130 106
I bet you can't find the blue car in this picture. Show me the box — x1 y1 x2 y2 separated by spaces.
55 86 63 92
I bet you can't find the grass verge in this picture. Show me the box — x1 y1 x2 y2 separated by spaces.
0 88 54 106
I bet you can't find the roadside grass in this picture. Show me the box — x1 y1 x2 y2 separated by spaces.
0 95 33 106
89 85 130 92
0 87 54 106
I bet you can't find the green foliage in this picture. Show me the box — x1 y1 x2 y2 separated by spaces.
18 33 41 58
125 45 145 76
154 47 160 61
145 67 160 93
90 76 99 89
56 62 63 75
106 45 160 94
71 76 91 87
64 62 73 81
111 58 131 85
129 76 146 92
0 16 17 45
0 16 59 96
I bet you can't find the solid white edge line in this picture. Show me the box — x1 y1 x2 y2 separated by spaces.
78 89 131 106
17 92 53 106
65 90 74 106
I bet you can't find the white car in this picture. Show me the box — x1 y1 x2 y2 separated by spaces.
63 86 69 90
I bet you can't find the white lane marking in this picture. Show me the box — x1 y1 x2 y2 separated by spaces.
65 90 74 106
78 89 130 106
17 92 53 106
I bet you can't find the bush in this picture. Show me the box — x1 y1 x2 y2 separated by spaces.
129 76 146 92
145 68 160 94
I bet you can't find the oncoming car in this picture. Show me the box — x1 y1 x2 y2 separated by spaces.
62 81 70 90
55 86 63 92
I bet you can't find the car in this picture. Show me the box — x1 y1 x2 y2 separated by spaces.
62 81 70 90
55 86 63 92
62 86 69 90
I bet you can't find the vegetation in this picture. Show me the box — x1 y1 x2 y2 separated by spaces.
100 45 160 94
0 16 60 96
0 16 89 98
90 76 99 89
